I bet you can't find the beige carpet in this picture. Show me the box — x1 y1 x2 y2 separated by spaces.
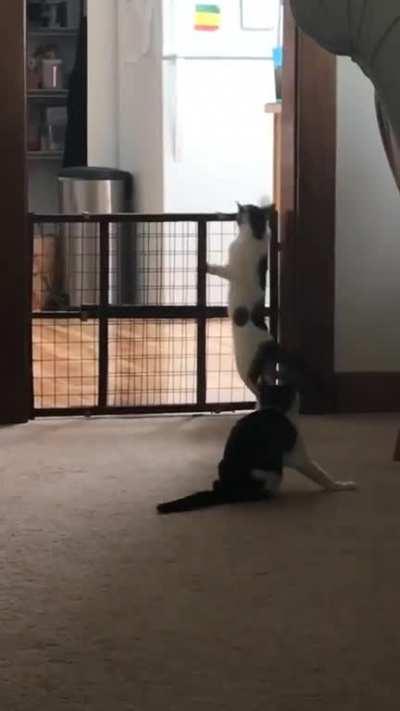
1 413 400 710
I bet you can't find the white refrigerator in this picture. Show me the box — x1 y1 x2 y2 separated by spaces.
116 0 280 213
161 0 280 212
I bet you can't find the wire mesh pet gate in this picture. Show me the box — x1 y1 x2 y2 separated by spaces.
30 210 279 417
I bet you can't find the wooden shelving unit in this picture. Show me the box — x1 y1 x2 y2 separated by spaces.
28 89 69 100
26 0 83 213
30 28 78 38
28 150 64 160
27 1 83 317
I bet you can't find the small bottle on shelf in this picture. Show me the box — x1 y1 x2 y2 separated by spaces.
40 106 67 153
27 55 41 91
42 57 64 90
31 45 64 90
27 120 41 152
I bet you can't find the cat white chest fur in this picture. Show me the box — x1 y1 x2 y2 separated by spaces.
227 226 265 311
207 204 274 396
228 225 273 389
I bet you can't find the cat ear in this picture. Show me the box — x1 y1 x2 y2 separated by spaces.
262 204 273 217
235 202 243 225
261 204 274 230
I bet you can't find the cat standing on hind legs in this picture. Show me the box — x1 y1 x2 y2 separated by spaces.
207 202 334 404
208 202 358 497
156 205 357 514
207 202 357 485
207 202 278 400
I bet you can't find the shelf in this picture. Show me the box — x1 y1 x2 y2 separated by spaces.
28 151 64 160
28 90 68 101
28 28 79 37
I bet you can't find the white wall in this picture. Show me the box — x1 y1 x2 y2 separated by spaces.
87 0 164 210
116 0 164 212
87 0 118 167
335 58 400 372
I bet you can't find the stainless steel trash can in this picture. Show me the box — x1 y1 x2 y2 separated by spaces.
58 167 133 307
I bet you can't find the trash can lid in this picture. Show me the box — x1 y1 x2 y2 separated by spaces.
58 167 132 182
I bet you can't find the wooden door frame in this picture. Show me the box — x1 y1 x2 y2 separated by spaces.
0 0 337 424
0 0 31 424
280 3 337 414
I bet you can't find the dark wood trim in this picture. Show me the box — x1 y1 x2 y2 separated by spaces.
0 1 31 424
280 4 298 353
296 36 337 413
336 373 400 414
280 3 337 414
394 430 400 462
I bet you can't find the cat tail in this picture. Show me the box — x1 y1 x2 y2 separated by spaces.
157 490 224 514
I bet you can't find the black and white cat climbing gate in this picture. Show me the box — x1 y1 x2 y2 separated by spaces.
30 209 279 417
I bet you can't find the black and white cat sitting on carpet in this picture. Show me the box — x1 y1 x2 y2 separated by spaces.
156 203 357 515
157 354 357 515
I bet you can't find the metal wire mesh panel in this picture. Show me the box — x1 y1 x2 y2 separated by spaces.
206 319 254 404
206 221 237 307
126 221 198 306
34 219 201 308
206 220 271 307
32 319 98 409
33 221 100 310
62 221 100 307
32 224 63 310
108 319 197 407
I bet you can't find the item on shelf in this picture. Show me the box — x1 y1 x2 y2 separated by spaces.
28 1 45 28
31 44 63 89
27 55 41 90
27 120 41 152
42 57 63 89
41 0 68 29
41 106 68 152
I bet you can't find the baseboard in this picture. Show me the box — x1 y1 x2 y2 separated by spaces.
335 372 400 413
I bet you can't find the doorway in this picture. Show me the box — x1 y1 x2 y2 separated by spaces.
0 0 336 423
